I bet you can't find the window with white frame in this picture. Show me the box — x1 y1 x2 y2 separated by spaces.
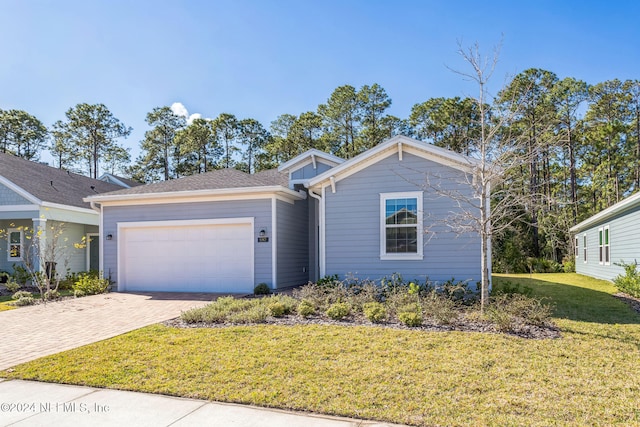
575 236 579 258
7 228 23 261
604 225 610 265
583 234 587 263
380 192 423 260
599 228 603 264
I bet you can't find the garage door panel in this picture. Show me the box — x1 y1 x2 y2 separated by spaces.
119 221 254 293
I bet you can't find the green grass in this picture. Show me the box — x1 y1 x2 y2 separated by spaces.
3 273 640 426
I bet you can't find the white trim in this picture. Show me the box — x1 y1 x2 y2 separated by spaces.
85 186 305 205
277 149 344 172
0 176 41 204
0 204 39 212
320 186 326 276
329 176 336 194
379 191 424 261
583 233 587 263
271 197 277 288
98 173 133 188
86 232 99 271
41 201 100 216
311 154 317 169
574 236 579 258
116 217 255 292
6 228 24 261
604 225 610 266
100 204 104 273
598 227 604 265
398 142 403 161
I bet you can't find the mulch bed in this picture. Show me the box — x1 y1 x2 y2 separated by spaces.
164 311 560 340
613 292 640 315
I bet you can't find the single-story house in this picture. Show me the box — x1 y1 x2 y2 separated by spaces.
0 152 125 276
85 135 486 293
571 191 640 281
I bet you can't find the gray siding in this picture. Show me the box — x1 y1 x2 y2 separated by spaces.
276 198 309 287
0 182 31 206
575 203 640 281
291 161 333 180
102 199 272 288
324 152 481 285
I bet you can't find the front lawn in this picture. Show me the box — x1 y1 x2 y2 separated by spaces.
4 273 640 426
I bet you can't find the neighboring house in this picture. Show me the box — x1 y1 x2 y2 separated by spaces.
0 153 125 275
85 135 486 293
98 173 142 189
570 191 640 281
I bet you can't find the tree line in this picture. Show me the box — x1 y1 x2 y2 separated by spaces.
1 71 639 271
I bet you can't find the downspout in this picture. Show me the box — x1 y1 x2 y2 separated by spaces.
89 201 101 213
307 188 324 279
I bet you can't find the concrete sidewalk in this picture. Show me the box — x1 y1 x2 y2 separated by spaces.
0 379 401 427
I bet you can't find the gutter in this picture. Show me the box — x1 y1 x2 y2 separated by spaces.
306 188 325 278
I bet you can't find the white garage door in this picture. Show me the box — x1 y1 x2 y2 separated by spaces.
118 219 254 293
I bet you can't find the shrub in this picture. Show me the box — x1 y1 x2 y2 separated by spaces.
44 289 60 300
254 283 271 295
562 257 576 273
486 293 554 331
398 309 423 327
363 302 387 323
317 274 340 287
421 292 458 325
12 264 31 286
440 278 473 302
4 277 20 293
73 273 110 297
11 290 34 306
268 300 291 317
297 300 316 317
613 261 640 298
326 302 350 320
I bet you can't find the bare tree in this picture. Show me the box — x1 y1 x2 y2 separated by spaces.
424 41 538 311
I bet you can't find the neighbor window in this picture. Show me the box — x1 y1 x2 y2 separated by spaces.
575 236 579 258
7 228 23 261
380 192 423 260
583 234 587 263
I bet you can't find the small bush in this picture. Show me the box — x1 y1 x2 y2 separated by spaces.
11 290 34 306
422 292 458 325
487 293 554 331
317 274 340 287
297 300 316 317
491 280 533 297
398 310 423 327
269 301 289 317
254 283 271 295
73 273 110 297
4 277 20 293
12 264 31 285
613 261 640 298
326 302 350 320
363 302 387 323
44 289 60 300
440 278 472 302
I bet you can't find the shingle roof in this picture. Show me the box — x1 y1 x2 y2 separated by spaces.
91 168 289 197
0 152 124 209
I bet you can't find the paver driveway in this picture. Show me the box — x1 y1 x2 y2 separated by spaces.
0 292 215 371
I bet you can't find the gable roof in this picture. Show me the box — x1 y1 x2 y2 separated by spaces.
570 191 640 233
277 149 344 173
306 135 480 191
98 173 143 188
85 168 302 203
0 152 124 209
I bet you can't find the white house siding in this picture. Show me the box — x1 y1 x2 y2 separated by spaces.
575 204 640 281
324 152 481 285
102 199 273 288
276 198 309 287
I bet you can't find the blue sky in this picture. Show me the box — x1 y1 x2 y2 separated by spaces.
1 0 639 162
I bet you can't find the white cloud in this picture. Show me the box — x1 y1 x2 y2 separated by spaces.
170 102 207 125
170 102 189 118
187 113 201 125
